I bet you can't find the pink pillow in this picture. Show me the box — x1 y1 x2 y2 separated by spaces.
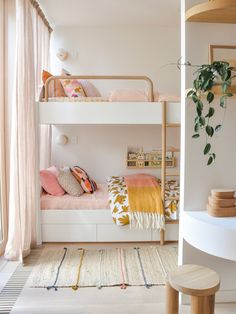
80 80 101 97
40 169 65 196
109 89 159 102
47 165 60 177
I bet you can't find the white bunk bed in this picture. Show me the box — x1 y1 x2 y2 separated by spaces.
38 75 181 244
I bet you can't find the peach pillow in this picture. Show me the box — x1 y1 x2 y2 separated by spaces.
40 168 65 196
42 70 66 97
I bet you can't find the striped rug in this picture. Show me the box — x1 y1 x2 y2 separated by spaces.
28 246 178 290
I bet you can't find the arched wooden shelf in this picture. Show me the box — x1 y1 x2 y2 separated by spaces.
186 0 236 24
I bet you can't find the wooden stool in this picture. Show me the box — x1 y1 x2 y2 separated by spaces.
166 264 220 314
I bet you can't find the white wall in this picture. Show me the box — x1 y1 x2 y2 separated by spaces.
51 125 180 182
49 24 181 181
185 21 236 209
180 0 236 302
50 25 180 95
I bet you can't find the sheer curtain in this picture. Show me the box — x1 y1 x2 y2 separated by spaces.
0 0 7 255
33 5 51 170
4 0 51 261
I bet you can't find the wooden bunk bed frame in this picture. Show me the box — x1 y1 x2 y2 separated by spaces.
38 75 180 245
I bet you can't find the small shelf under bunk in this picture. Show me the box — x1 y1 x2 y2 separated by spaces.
38 101 181 125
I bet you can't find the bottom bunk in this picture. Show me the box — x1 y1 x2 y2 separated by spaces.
40 182 179 243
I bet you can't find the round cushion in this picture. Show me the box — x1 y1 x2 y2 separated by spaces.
168 264 220 297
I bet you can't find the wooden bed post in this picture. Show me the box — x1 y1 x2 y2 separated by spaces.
160 101 167 245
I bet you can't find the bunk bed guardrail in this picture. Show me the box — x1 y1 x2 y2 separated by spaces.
44 75 154 102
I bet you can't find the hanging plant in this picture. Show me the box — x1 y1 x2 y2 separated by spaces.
187 61 234 165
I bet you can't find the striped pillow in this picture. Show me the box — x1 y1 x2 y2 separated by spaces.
71 166 97 194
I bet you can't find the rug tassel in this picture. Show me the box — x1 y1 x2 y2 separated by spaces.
46 247 67 291
71 249 85 291
72 285 79 291
46 286 58 291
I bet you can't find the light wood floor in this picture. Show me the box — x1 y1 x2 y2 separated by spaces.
0 243 236 314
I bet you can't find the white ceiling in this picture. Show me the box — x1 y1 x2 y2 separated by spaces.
39 0 180 27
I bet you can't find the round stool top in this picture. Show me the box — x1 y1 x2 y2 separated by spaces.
168 264 220 297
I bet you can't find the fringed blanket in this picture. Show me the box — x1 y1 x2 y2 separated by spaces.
107 174 165 230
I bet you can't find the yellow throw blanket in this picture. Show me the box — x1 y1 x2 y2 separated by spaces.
124 174 165 230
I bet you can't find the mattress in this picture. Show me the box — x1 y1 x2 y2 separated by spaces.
47 97 108 102
41 184 109 210
41 181 180 220
46 93 180 103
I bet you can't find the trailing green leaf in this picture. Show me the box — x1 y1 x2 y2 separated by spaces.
207 92 214 103
187 90 194 97
207 156 214 166
194 123 200 133
192 94 199 103
188 60 232 165
206 125 214 137
205 107 215 118
220 96 226 108
204 143 211 155
199 116 205 126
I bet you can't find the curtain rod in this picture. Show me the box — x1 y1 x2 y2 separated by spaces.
30 0 53 33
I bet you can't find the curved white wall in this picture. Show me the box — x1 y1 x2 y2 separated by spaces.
180 0 236 303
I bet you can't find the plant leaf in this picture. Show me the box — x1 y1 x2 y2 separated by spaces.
192 134 200 138
197 107 202 117
197 100 203 110
194 123 200 132
207 156 214 166
222 83 228 93
204 143 211 155
187 90 194 97
220 96 226 108
192 94 199 103
205 107 215 118
206 125 214 137
199 116 205 126
215 124 222 132
193 79 199 90
207 92 214 103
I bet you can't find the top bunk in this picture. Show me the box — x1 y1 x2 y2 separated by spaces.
38 75 181 125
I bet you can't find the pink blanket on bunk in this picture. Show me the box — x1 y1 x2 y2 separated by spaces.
41 184 109 210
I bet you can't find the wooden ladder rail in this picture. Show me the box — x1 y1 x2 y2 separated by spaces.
160 101 181 245
160 101 167 245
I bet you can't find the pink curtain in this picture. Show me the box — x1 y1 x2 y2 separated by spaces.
4 0 51 261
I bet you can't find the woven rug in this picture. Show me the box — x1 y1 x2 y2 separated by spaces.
28 246 177 290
